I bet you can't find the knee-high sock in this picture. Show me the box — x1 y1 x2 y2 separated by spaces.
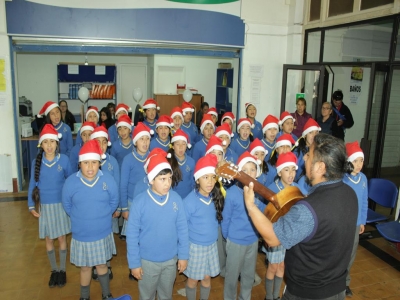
200 285 211 300
185 284 197 300
265 278 274 300
59 249 67 271
98 273 111 297
47 250 58 271
273 276 283 299
80 285 90 299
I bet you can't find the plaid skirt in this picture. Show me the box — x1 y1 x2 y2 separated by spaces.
265 245 286 264
184 241 220 280
70 233 116 267
39 203 71 239
120 198 132 235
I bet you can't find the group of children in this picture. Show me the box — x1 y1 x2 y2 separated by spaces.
29 99 367 300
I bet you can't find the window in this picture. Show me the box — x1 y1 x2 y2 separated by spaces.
309 0 321 21
361 0 394 10
328 0 354 17
306 31 321 63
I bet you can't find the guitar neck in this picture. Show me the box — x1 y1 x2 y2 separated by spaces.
234 171 277 203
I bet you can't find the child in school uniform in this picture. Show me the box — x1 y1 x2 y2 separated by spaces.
110 114 134 168
230 118 254 157
249 138 269 187
221 151 267 300
181 101 199 144
108 103 131 143
265 152 301 300
205 134 226 164
28 124 72 288
215 123 238 164
262 115 280 162
171 106 184 134
69 121 96 173
169 129 196 199
141 98 159 134
192 114 215 162
75 106 100 146
150 115 173 152
62 140 119 300
220 111 238 140
183 153 225 300
126 152 189 300
206 107 219 125
343 141 368 297
245 102 263 140
276 111 298 141
90 126 120 280
37 101 73 156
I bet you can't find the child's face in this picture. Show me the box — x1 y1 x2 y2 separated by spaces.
173 140 187 159
246 105 257 118
211 115 218 124
95 137 108 154
278 166 296 186
282 119 294 134
151 172 172 196
156 125 170 141
265 128 278 143
276 145 291 155
305 130 318 147
351 157 364 175
41 139 57 156
80 160 100 181
253 150 266 162
196 173 216 197
81 130 92 144
173 116 183 129
239 124 251 140
135 136 150 155
241 162 257 179
116 110 127 120
202 124 215 141
117 126 131 142
210 149 224 163
218 134 230 150
184 111 192 123
223 118 233 129
49 107 61 126
86 112 98 124
145 108 157 122
100 112 107 122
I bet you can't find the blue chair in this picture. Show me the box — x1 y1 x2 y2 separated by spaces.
366 178 398 223
376 210 400 243
113 295 132 300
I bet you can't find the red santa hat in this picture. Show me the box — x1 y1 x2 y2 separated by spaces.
262 115 279 133
37 101 59 118
79 139 106 162
275 133 296 149
38 124 62 145
302 118 321 137
132 122 153 145
206 135 225 155
346 141 364 162
90 126 112 146
221 112 236 124
144 148 172 181
181 102 194 115
237 118 255 131
215 123 234 139
171 129 191 149
249 138 268 158
115 103 131 116
170 107 184 120
276 152 298 174
237 151 261 177
80 121 96 134
245 102 256 111
86 106 99 121
200 114 215 133
142 99 160 110
156 115 174 128
206 107 218 117
116 114 134 131
194 153 218 181
279 111 295 126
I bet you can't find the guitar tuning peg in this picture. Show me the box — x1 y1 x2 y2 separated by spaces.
219 177 223 181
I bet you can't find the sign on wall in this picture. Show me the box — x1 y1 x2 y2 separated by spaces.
349 67 363 104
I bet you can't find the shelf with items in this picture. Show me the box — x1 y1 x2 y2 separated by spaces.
216 68 233 114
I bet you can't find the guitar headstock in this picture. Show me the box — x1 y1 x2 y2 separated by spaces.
216 162 239 184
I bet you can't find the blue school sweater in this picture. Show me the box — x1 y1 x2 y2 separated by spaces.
265 162 278 187
54 122 73 156
143 119 157 137
183 190 218 245
108 124 118 143
224 147 239 164
262 139 275 162
126 188 189 268
294 149 306 182
191 137 208 162
296 175 311 196
343 172 368 226
69 143 82 173
276 131 298 142
181 121 199 144
101 153 120 188
110 139 134 168
267 179 301 194
252 119 263 140
120 148 148 211
230 137 250 157
173 155 195 199
150 136 171 152
257 172 269 187
62 171 119 242
28 154 72 210
221 185 266 245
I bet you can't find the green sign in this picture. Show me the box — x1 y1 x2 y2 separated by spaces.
296 93 305 100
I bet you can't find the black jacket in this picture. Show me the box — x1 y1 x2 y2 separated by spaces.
331 102 354 140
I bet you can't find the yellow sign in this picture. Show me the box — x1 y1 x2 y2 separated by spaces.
0 59 5 92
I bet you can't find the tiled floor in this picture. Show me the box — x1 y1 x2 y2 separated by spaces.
0 195 399 300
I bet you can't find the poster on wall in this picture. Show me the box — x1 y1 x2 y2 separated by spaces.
349 67 363 104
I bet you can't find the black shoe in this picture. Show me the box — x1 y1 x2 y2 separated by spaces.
346 286 353 297
58 270 66 287
102 294 113 300
92 266 98 281
108 267 113 280
48 270 58 288
119 235 126 241
129 272 137 281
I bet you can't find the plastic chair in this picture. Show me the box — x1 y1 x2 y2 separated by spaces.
376 208 400 243
113 295 132 300
366 178 398 223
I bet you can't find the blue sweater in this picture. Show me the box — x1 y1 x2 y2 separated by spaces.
230 137 250 157
251 119 263 140
173 154 195 199
143 119 157 138
268 179 301 194
28 154 72 210
224 147 238 164
108 124 118 143
343 172 368 226
69 143 82 173
262 139 275 162
276 131 298 142
62 171 119 242
181 121 199 144
221 185 266 245
110 139 134 168
126 188 189 268
150 137 171 152
265 162 278 187
191 137 208 162
257 172 269 188
119 148 148 210
296 175 311 196
294 149 306 182
54 122 73 156
183 190 218 246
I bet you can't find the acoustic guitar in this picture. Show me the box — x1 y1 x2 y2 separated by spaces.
216 162 304 222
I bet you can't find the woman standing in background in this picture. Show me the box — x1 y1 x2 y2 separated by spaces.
59 100 76 132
